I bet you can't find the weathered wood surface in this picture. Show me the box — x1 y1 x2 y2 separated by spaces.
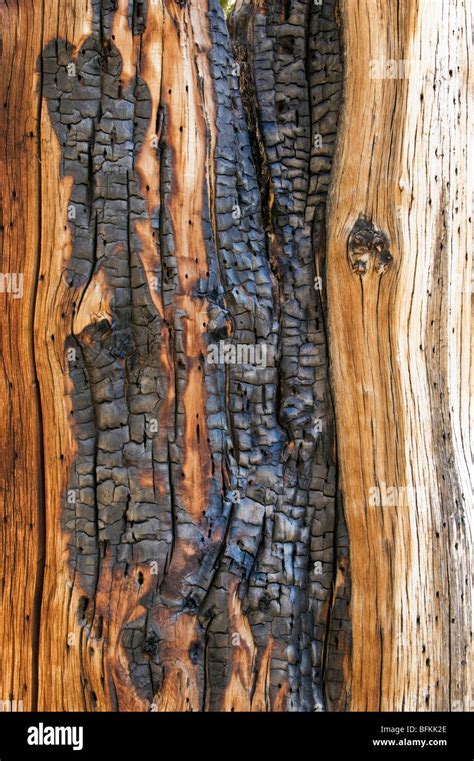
327 0 473 710
0 0 471 713
0 0 44 713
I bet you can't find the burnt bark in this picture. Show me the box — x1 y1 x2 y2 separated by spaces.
22 0 344 712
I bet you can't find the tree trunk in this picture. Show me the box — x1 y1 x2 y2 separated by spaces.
0 0 471 713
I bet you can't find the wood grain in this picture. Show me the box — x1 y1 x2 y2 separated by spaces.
327 0 472 711
0 0 44 713
0 0 470 714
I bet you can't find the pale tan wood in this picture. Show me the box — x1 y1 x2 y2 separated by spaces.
35 0 96 711
327 0 472 710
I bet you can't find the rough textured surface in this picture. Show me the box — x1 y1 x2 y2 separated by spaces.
229 0 348 711
2 0 470 715
0 0 45 713
33 0 344 711
327 0 472 711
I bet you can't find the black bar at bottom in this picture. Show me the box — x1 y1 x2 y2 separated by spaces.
0 711 470 759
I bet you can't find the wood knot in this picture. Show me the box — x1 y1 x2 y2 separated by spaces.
348 215 393 275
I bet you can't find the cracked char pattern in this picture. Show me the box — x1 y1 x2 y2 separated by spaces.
229 0 350 710
41 0 347 711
